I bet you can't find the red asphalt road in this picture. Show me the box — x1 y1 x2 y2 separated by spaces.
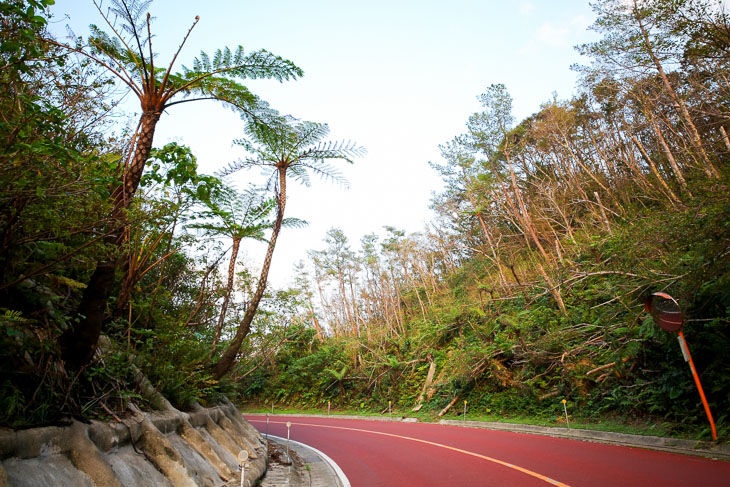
245 415 730 487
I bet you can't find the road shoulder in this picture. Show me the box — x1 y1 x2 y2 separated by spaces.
260 434 350 487
438 419 730 460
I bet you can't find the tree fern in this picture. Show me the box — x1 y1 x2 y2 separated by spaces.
0 309 28 325
326 365 348 382
210 116 364 379
45 0 305 371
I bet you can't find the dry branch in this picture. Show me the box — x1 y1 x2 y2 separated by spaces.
412 360 437 412
585 356 630 376
438 393 461 417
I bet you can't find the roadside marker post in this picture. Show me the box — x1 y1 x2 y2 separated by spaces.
237 450 249 487
645 292 717 441
561 399 570 428
286 422 292 461
389 400 392 418
265 413 269 440
677 329 717 440
328 401 331 416
463 400 467 423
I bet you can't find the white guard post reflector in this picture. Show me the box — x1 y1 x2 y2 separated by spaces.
677 334 690 362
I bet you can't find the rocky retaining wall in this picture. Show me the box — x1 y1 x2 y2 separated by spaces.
0 399 266 487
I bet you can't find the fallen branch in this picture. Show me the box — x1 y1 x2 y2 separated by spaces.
438 393 461 417
585 356 630 376
538 390 560 401
412 360 437 412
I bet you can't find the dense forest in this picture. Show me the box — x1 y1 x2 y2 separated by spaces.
1 0 729 441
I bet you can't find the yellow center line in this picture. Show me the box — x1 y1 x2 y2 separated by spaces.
250 419 570 486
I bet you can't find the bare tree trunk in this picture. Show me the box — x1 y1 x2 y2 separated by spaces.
183 252 225 327
211 167 287 379
413 284 427 323
413 256 434 306
593 191 614 235
210 236 241 355
720 126 730 153
61 110 161 369
412 359 437 412
476 212 509 289
648 116 690 195
632 136 680 205
504 149 567 315
314 274 332 334
587 129 618 184
636 9 719 178
559 130 611 195
337 267 356 336
438 393 461 417
309 303 323 340
615 129 653 193
544 186 575 242
555 239 563 263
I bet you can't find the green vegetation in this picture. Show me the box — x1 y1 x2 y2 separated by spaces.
236 0 730 442
0 0 358 427
1 0 728 447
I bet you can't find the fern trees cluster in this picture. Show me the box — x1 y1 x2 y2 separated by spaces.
0 0 359 426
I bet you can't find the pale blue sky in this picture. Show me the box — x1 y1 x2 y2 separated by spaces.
50 1 598 287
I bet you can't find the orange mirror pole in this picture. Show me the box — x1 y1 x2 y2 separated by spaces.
677 330 717 441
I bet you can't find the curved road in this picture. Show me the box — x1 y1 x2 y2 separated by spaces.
245 415 730 486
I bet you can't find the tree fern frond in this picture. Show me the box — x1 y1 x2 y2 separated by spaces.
292 121 330 150
87 23 153 83
215 156 266 177
287 164 312 187
297 161 350 188
226 116 364 191
165 74 266 117
107 0 153 56
325 365 348 381
233 46 245 65
185 183 281 242
188 48 303 83
281 217 308 229
88 25 127 62
300 140 366 161
109 0 153 34
0 309 30 324
194 51 210 71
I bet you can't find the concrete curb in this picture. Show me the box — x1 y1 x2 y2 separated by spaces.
267 435 350 487
245 413 729 461
438 419 730 460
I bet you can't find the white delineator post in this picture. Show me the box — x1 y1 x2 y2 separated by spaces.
286 421 292 460
463 400 467 423
238 450 249 487
562 399 570 428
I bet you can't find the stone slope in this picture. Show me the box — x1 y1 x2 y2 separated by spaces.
0 399 266 487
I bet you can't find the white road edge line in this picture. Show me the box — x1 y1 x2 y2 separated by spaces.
268 434 351 487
